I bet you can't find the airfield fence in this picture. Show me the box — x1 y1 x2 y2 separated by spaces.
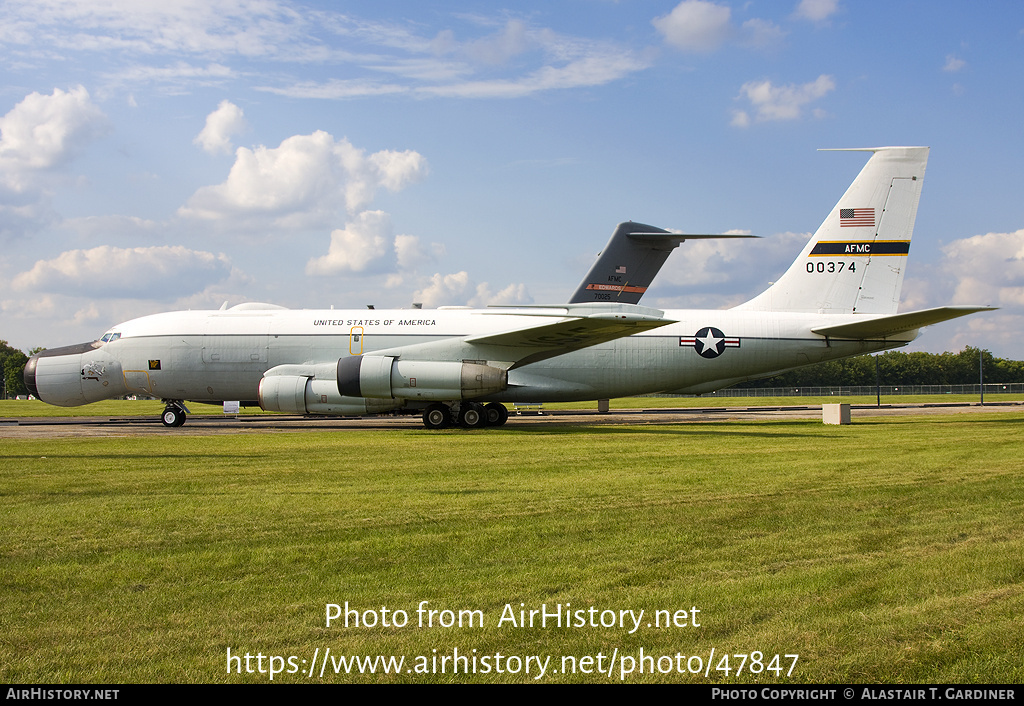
657 383 1024 398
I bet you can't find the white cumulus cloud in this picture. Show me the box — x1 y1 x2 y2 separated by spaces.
414 271 472 307
733 75 835 125
473 282 532 307
394 233 431 271
793 0 840 23
306 210 394 275
178 130 427 229
194 100 248 155
305 210 439 277
12 245 232 299
412 271 532 308
901 229 1024 358
653 1 733 52
941 229 1024 307
0 86 107 193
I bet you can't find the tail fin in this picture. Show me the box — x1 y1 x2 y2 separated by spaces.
570 221 756 305
737 146 928 315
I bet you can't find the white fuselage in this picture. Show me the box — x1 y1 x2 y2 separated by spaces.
31 306 912 409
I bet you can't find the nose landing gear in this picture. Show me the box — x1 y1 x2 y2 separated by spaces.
161 401 189 427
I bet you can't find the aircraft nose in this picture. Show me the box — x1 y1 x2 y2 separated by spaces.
24 341 123 407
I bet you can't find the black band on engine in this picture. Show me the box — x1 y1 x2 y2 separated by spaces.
337 356 362 398
23 356 39 398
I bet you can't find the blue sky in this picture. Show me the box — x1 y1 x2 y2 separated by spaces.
2 0 1023 358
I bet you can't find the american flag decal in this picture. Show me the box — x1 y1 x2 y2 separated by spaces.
840 208 875 228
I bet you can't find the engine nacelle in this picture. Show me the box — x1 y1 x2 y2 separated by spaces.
258 374 404 416
337 356 507 401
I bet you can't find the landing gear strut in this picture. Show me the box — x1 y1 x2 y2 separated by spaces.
161 401 188 427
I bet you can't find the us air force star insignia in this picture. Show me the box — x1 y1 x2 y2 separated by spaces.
679 327 741 359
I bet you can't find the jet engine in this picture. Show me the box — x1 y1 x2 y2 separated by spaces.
258 374 404 416
336 356 507 401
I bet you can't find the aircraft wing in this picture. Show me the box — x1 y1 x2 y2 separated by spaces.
811 306 996 340
469 303 673 367
372 303 676 370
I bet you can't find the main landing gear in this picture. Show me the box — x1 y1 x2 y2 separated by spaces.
161 400 189 427
421 402 509 430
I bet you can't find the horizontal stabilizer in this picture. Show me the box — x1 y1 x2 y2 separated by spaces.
811 306 996 340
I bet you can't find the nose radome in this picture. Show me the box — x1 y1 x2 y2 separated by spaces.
22 341 103 406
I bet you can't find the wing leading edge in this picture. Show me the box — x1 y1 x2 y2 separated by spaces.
468 303 674 368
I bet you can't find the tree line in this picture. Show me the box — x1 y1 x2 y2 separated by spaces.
1 340 32 398
737 347 1023 388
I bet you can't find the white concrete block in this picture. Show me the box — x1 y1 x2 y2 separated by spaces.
822 403 851 425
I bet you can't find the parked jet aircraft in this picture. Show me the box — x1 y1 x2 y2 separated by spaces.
25 147 992 429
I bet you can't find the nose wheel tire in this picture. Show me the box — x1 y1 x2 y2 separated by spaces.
161 407 186 427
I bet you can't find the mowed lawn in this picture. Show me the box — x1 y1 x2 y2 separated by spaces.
2 412 1022 683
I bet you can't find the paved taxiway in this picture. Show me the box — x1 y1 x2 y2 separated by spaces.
2 401 1021 438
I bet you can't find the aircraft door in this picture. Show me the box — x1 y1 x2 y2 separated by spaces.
349 327 364 356
123 369 152 394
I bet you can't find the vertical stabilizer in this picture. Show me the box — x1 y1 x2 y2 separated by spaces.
737 147 928 315
569 222 685 304
570 222 756 304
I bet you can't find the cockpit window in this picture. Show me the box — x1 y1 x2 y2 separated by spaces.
99 332 121 343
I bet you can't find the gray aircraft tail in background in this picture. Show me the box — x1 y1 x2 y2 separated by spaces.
569 222 756 304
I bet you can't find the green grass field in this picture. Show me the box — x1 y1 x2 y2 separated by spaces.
2 411 1023 683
